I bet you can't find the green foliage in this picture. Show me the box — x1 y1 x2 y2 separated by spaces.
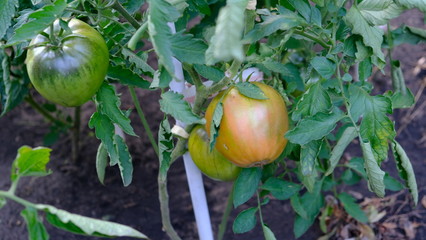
11 146 51 181
159 91 205 125
233 167 262 208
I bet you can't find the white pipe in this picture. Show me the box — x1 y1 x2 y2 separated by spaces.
167 22 214 240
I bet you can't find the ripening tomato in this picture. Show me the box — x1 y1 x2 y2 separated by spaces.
205 82 289 167
26 18 109 107
188 125 241 181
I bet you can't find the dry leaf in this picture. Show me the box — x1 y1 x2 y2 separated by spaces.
403 221 417 239
358 223 376 240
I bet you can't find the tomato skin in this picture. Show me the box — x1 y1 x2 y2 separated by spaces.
26 19 109 107
205 82 289 168
188 125 241 181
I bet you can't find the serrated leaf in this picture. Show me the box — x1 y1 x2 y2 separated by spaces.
348 85 395 163
292 82 331 121
235 82 268 100
205 0 249 65
0 52 30 117
6 0 67 46
159 91 205 125
311 56 336 79
147 0 180 75
338 193 368 223
360 141 385 197
262 224 277 240
107 64 151 89
233 167 262 208
0 0 18 40
243 10 306 43
326 127 358 175
121 49 155 76
89 112 119 166
194 64 225 82
114 135 133 187
300 140 322 176
395 0 426 12
21 207 49 240
151 67 172 89
171 32 207 64
209 100 223 149
358 0 404 26
95 83 136 137
344 5 386 66
121 0 145 14
261 178 301 200
391 140 418 204
286 110 344 145
36 204 147 238
232 207 258 234
96 143 108 185
262 61 304 91
12 146 51 181
158 118 173 179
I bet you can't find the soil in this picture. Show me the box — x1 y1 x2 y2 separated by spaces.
0 9 425 240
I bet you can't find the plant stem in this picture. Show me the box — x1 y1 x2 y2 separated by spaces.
158 176 182 240
128 86 159 157
25 95 70 127
256 191 264 226
387 23 397 87
0 190 35 208
293 30 330 49
183 63 203 88
112 0 141 29
71 106 81 163
217 185 234 240
8 177 19 195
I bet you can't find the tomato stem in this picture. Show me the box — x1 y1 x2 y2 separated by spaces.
128 86 159 157
71 106 81 163
24 95 71 128
217 185 234 240
111 0 141 29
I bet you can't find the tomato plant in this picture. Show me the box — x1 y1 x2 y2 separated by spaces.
205 82 289 167
0 0 424 239
26 18 109 107
188 125 241 181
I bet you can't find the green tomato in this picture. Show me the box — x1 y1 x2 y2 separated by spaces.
26 19 109 107
188 125 241 182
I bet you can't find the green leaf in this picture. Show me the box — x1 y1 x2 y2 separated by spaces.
36 204 147 238
121 49 155 76
341 169 362 185
312 0 324 7
262 61 304 91
344 5 386 66
147 0 180 75
6 0 67 46
286 110 344 145
21 207 49 240
326 127 357 175
290 195 308 219
391 140 418 204
107 64 151 89
158 118 173 179
359 57 373 81
288 0 311 22
348 85 395 163
233 167 262 208
151 67 172 89
95 83 136 136
114 135 133 187
292 81 331 121
205 0 249 64
171 32 207 64
358 0 404 26
96 143 108 185
360 141 385 198
193 64 225 82
159 91 205 125
0 197 6 209
311 56 336 79
243 10 306 43
346 157 367 178
300 140 321 176
0 0 18 39
338 193 368 223
384 173 404 191
261 178 301 200
235 82 268 100
300 168 317 192
262 224 277 240
209 100 224 150
390 88 415 109
0 51 30 117
120 0 146 14
232 207 258 234
395 0 426 12
89 112 119 165
390 25 426 46
12 146 51 181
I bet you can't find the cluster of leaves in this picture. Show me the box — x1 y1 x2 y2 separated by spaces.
0 146 147 239
1 0 425 239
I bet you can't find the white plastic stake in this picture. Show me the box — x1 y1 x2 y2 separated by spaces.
167 23 214 240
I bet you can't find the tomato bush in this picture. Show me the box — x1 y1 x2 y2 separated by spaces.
188 125 241 181
205 82 289 167
26 18 109 107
